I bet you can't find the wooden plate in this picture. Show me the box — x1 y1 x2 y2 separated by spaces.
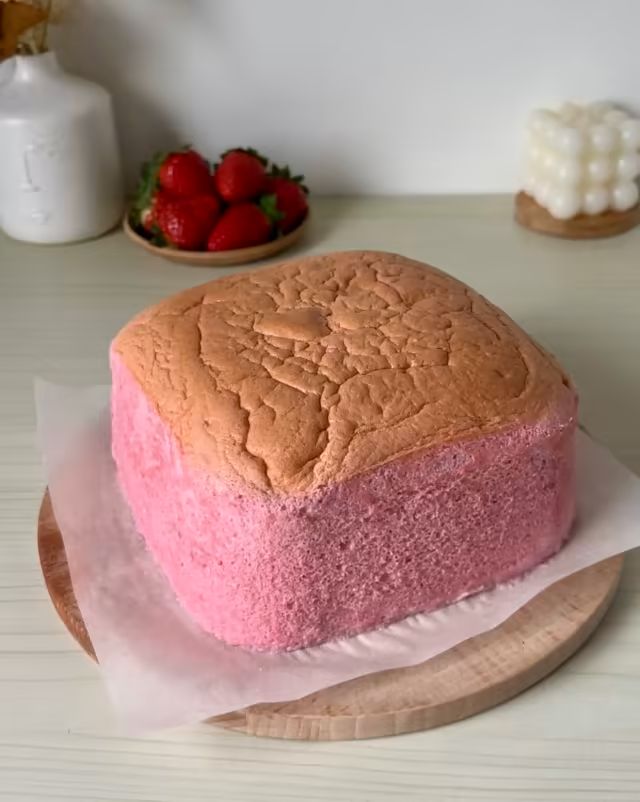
514 191 640 239
38 490 624 740
123 213 309 267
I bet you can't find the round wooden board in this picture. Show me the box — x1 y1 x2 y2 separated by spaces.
38 490 624 741
123 214 309 267
514 191 640 239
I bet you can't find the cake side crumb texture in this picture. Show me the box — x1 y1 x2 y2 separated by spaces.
111 353 575 650
111 250 574 495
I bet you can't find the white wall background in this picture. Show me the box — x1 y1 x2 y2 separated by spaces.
52 0 640 194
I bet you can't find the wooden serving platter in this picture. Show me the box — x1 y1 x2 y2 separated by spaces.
38 490 623 740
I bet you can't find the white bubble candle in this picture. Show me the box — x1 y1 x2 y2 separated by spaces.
523 103 640 220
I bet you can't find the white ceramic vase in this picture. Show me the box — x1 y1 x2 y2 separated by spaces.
0 52 123 244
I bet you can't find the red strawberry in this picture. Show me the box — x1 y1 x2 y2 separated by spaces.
207 202 276 251
158 149 213 197
190 194 221 228
157 196 220 250
264 164 309 233
213 148 267 203
140 189 172 232
132 147 214 232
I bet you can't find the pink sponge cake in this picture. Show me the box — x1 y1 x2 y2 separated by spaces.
110 251 577 651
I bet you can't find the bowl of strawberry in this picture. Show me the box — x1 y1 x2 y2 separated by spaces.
125 147 309 266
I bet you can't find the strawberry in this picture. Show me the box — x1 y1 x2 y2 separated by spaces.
158 148 213 197
264 164 309 233
132 147 214 232
140 189 172 232
132 151 165 230
213 148 267 203
157 195 220 250
207 200 280 251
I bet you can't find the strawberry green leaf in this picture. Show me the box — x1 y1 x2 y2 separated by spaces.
259 193 285 224
131 150 166 223
149 224 168 248
269 163 309 193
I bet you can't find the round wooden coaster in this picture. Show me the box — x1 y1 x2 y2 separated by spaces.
514 191 640 239
123 213 309 267
38 490 624 741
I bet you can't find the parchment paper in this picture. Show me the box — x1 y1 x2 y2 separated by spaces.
35 381 640 733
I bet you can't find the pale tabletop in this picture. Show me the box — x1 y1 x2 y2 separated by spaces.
1 196 639 801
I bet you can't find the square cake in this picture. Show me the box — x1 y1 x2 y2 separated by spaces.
110 251 577 651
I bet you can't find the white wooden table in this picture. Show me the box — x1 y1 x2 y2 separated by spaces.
1 196 640 801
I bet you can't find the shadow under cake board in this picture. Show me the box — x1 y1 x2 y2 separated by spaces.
38 490 624 741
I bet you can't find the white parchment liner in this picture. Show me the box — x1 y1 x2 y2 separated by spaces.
35 381 640 733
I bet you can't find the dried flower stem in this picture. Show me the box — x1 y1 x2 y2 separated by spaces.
37 0 52 52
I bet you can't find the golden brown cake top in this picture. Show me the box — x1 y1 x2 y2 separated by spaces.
112 251 575 494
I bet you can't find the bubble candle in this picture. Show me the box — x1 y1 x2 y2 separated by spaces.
515 102 640 238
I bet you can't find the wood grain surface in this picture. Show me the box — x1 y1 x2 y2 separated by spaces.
38 490 624 741
514 191 640 239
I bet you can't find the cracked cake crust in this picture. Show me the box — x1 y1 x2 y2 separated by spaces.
111 250 573 495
